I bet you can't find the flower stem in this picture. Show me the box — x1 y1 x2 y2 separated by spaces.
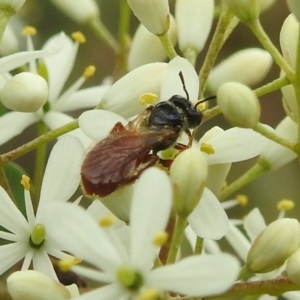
199 4 234 98
194 237 204 254
254 76 290 97
166 215 187 264
87 18 119 54
247 19 295 82
219 162 267 201
0 120 79 167
253 122 296 152
0 167 15 203
158 32 177 59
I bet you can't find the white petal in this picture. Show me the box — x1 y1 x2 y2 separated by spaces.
188 188 229 240
43 111 73 129
243 208 266 241
160 56 199 102
201 127 267 164
32 251 57 280
206 163 231 196
44 203 124 272
38 136 83 209
100 62 167 118
53 85 111 112
78 110 127 141
148 254 239 297
0 111 37 145
0 186 29 234
130 167 172 270
43 32 77 101
0 243 27 274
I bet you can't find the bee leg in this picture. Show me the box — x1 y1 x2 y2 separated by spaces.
184 129 193 147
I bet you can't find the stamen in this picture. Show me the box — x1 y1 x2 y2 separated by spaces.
236 194 248 206
58 257 82 272
200 143 215 155
139 93 157 105
29 224 46 248
22 26 37 36
99 215 115 227
21 175 31 190
139 289 160 300
152 231 168 247
71 31 86 44
277 199 295 211
83 65 96 78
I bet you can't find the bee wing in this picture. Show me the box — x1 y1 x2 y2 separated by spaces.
81 129 176 197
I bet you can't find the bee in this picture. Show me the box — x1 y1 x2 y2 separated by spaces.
81 72 213 197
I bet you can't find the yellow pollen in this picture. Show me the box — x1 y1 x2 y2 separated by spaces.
22 26 37 36
152 231 168 246
71 31 86 44
200 143 215 155
20 175 31 190
236 194 248 206
139 93 157 105
195 102 206 111
58 257 82 272
139 289 160 300
99 215 115 227
83 65 96 78
277 199 295 211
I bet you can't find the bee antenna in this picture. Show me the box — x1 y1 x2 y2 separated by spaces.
179 71 189 100
194 95 216 109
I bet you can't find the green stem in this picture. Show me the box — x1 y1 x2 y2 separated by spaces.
0 6 14 43
202 105 221 122
194 237 204 254
219 162 267 201
203 277 300 300
199 4 234 97
33 121 48 205
247 19 295 82
0 120 79 167
87 17 119 54
158 32 177 60
166 215 187 264
254 76 290 97
253 122 296 152
0 167 15 203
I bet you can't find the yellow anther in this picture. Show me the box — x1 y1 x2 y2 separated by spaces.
71 32 86 44
21 175 31 190
99 215 115 227
58 257 82 272
139 289 160 300
22 26 37 36
200 143 215 155
195 102 206 111
139 93 157 105
152 231 168 247
83 65 96 78
236 194 248 206
277 199 295 211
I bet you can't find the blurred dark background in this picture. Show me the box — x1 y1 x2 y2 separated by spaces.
1 0 299 222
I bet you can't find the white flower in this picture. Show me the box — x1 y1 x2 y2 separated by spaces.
127 0 170 35
1 72 48 112
0 32 110 145
0 23 19 56
45 168 240 299
286 0 300 24
0 136 84 279
207 48 273 93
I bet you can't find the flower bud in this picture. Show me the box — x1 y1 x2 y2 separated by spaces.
7 270 71 300
217 82 260 128
286 249 300 286
286 0 300 23
127 0 170 35
0 24 18 56
0 72 48 112
170 148 208 217
224 0 260 23
207 49 272 93
127 15 177 71
99 62 167 118
50 0 99 24
258 116 297 170
246 218 300 273
175 0 214 55
0 0 26 12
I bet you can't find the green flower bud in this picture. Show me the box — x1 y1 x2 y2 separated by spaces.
286 249 300 286
246 218 300 273
224 0 259 22
217 82 260 128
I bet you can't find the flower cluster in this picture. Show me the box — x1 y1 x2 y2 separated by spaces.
0 1 299 300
